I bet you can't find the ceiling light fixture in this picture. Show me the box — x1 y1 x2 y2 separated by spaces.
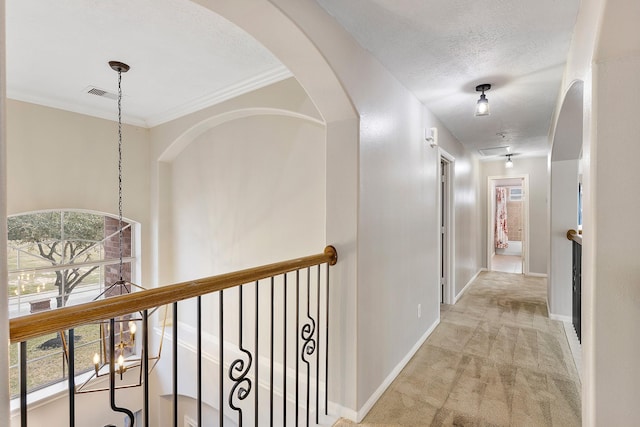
475 84 491 116
505 154 514 168
62 62 166 425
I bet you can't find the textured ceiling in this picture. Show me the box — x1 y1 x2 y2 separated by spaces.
6 0 290 127
316 0 580 157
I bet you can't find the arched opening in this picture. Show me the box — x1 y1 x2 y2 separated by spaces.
548 80 584 323
148 1 360 416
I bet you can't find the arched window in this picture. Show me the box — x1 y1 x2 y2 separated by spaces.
7 210 137 396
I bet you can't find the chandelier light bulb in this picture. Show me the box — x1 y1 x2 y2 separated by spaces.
129 321 137 342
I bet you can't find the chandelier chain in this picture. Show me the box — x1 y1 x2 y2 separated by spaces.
117 69 123 282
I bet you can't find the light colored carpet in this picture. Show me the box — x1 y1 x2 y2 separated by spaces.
334 271 581 426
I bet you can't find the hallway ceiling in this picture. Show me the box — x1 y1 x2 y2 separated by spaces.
316 0 580 157
6 0 579 157
317 0 579 154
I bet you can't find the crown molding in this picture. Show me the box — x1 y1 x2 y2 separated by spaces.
144 65 293 128
6 90 148 128
7 66 293 129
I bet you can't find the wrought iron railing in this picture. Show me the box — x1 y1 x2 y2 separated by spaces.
10 246 337 426
567 230 582 342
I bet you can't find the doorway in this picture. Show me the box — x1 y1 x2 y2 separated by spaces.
439 149 454 304
487 176 529 274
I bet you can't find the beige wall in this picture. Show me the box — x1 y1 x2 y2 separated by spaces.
169 114 325 280
5 99 151 426
6 99 151 282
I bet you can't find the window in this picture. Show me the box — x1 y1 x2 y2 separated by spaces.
509 187 523 201
7 210 136 396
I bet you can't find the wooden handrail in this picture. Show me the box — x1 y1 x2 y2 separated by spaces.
10 246 338 344
566 229 583 245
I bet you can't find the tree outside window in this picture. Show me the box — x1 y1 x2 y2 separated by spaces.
7 210 135 396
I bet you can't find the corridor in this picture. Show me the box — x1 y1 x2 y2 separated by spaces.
336 271 581 426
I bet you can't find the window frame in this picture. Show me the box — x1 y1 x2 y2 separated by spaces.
7 209 140 398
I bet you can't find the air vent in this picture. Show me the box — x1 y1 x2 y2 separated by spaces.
84 86 117 100
478 146 510 157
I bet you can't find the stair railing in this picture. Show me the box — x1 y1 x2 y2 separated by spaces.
10 246 337 427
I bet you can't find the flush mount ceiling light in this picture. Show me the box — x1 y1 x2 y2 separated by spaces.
505 154 514 168
475 84 491 116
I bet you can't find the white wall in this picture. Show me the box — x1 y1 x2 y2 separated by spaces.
261 0 483 414
438 134 483 297
588 1 640 418
166 111 326 386
169 114 325 280
480 156 548 275
548 0 640 424
148 77 335 423
590 54 640 424
548 159 579 319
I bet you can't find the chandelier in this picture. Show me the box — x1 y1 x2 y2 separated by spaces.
61 62 165 409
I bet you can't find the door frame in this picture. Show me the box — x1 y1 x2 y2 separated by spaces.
438 148 455 304
487 174 530 274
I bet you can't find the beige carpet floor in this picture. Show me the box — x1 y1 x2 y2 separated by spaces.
334 271 581 426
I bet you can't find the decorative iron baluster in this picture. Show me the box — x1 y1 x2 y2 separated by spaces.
325 262 330 416
109 318 135 427
20 341 27 427
173 303 178 427
229 285 253 427
219 290 224 427
197 297 202 427
315 265 320 424
295 269 300 424
68 329 75 427
254 280 259 427
270 276 274 426
283 273 288 426
301 267 317 427
143 309 149 427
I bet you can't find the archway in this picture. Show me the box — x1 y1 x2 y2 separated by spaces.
548 80 584 321
150 1 361 417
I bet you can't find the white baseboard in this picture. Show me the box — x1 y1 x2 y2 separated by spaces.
355 318 440 422
549 313 572 322
526 272 548 278
545 296 572 323
454 269 483 303
328 402 358 424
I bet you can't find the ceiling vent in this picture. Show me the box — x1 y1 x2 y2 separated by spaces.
478 146 510 157
84 86 117 100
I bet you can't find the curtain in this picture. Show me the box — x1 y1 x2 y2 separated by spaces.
495 187 509 249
